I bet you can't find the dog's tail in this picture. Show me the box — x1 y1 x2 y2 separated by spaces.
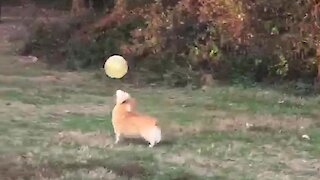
154 126 162 144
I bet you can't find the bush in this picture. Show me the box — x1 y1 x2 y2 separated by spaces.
19 12 144 69
20 19 73 62
64 30 121 70
122 0 319 86
18 0 320 87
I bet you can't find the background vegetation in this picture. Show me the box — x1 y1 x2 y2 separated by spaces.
1 1 320 179
4 0 320 89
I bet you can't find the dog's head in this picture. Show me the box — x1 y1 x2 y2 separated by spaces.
115 90 130 104
114 90 136 112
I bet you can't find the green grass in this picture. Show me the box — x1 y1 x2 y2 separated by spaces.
61 113 113 132
0 89 67 105
187 86 319 116
297 128 320 156
1 37 320 179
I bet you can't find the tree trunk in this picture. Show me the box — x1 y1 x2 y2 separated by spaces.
91 0 126 30
71 0 87 16
316 46 320 81
0 0 2 23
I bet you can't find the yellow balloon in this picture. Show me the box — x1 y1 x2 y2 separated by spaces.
104 55 128 79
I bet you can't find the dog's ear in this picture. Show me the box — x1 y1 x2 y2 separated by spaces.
116 90 124 97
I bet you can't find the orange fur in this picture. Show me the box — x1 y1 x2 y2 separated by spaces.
111 90 161 147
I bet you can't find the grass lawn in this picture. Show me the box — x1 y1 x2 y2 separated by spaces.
1 24 320 180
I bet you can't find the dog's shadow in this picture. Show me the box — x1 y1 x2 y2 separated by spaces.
120 138 176 147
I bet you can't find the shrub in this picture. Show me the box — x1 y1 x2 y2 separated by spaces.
20 19 73 63
18 0 320 87
19 11 144 70
121 0 320 86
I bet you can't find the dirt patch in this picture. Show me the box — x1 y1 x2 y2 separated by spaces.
0 87 22 92
66 167 118 179
53 131 114 148
286 158 320 177
256 171 293 180
57 159 145 179
0 155 61 180
113 163 147 178
0 154 122 180
50 72 84 84
43 103 110 115
0 100 110 119
0 100 37 116
160 112 313 141
0 101 111 131
160 147 320 178
158 152 217 177
214 114 313 132
0 72 84 84
163 123 212 139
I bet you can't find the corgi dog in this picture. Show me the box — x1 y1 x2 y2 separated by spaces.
111 90 161 147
